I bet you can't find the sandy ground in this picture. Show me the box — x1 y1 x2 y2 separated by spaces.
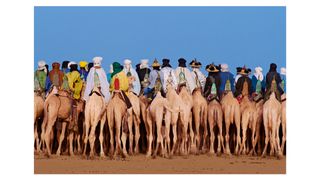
34 154 285 174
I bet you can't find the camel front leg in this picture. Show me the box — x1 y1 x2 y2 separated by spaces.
146 111 153 158
128 110 134 155
89 121 98 159
82 121 90 157
56 121 67 156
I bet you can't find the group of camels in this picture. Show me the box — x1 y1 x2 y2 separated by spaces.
34 79 286 160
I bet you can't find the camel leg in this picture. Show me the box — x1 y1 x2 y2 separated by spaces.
128 110 134 155
99 115 106 158
56 122 67 156
281 120 286 154
134 116 141 154
171 123 178 156
153 119 163 158
164 112 171 158
234 108 241 155
240 114 248 155
68 131 74 156
44 122 54 157
34 123 40 153
191 111 198 154
218 111 224 155
261 123 269 158
76 134 81 154
202 106 208 153
146 111 153 158
209 121 215 155
225 120 231 155
82 121 90 157
89 121 98 158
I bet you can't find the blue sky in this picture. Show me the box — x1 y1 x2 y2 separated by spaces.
34 6 286 75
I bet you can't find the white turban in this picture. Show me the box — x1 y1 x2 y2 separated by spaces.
124 59 132 65
280 67 286 75
221 64 229 72
37 60 46 70
254 66 263 81
93 56 103 67
140 59 149 69
68 61 77 69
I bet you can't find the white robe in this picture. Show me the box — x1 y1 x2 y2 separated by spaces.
175 67 196 93
123 65 141 95
161 67 178 92
191 68 206 90
84 67 111 103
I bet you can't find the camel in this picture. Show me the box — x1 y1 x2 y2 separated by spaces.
127 91 141 155
220 91 241 155
207 98 224 155
239 95 258 155
68 83 86 156
106 91 131 159
145 91 180 158
177 85 194 155
237 80 258 155
34 92 44 153
83 86 107 158
280 93 286 154
261 92 282 158
41 86 72 157
250 97 264 155
191 88 208 154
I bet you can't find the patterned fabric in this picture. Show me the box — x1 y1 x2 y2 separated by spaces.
94 70 100 88
34 70 46 91
174 67 196 93
109 71 129 93
191 69 206 90
161 67 178 92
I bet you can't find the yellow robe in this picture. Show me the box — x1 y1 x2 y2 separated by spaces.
109 71 129 93
66 71 83 99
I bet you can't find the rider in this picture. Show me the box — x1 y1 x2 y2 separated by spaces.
79 61 88 82
204 63 221 102
66 62 83 100
219 63 235 98
136 59 151 95
144 59 165 99
251 66 266 102
234 66 252 101
83 56 111 103
190 59 206 91
265 63 284 102
34 60 47 97
123 59 141 95
161 58 178 93
47 62 64 94
174 58 196 93
109 61 132 108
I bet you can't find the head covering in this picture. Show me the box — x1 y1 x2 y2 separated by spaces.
239 66 248 75
79 61 88 71
52 62 60 70
178 58 187 67
44 64 49 74
88 62 94 71
140 59 149 69
37 60 46 71
206 63 219 73
111 62 123 78
124 59 132 65
93 56 103 67
269 63 277 72
152 59 161 68
68 61 77 69
236 67 242 74
162 58 172 68
221 64 229 72
62 61 70 69
247 68 252 74
189 59 201 68
280 67 286 75
254 66 263 81
109 64 114 73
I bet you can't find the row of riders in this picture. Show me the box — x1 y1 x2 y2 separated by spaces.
34 57 286 159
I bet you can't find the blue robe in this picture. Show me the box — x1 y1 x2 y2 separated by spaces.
219 71 235 94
